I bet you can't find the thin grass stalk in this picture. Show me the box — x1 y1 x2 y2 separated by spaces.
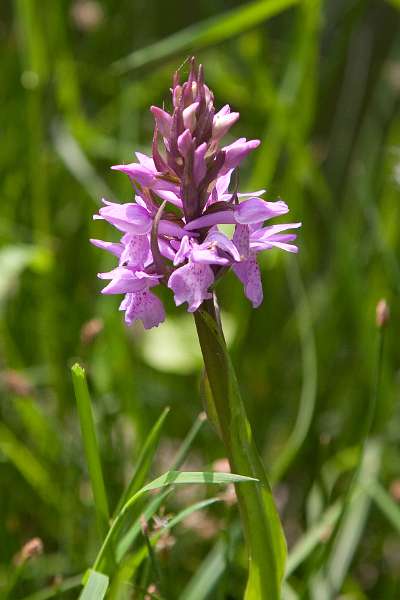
194 296 286 599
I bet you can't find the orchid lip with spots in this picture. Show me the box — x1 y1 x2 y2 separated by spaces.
91 58 301 328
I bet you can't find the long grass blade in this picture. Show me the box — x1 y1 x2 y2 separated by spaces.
93 470 257 570
79 570 109 600
114 406 170 516
71 363 110 539
112 0 300 74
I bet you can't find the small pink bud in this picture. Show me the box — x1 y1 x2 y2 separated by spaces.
376 299 390 328
182 102 199 132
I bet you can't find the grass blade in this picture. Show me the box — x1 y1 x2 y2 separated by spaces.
114 406 170 516
79 570 109 600
93 470 257 570
0 422 59 507
285 501 341 577
112 0 300 74
171 411 207 470
21 575 83 600
368 480 400 533
116 490 172 562
180 523 241 600
71 363 110 539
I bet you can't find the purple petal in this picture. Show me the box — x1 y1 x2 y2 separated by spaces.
98 267 148 294
221 139 260 174
204 230 241 261
184 210 235 231
173 235 192 266
233 255 263 308
214 169 233 199
99 202 152 234
135 152 156 170
121 290 165 329
111 163 156 187
177 129 193 158
158 220 190 239
234 198 289 224
193 143 207 185
155 189 183 208
212 110 239 142
168 262 214 312
119 234 150 268
233 224 250 259
182 102 199 132
90 239 123 257
251 222 301 240
150 106 172 138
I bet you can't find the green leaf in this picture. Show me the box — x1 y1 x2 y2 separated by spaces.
22 575 83 600
0 422 59 507
116 489 172 562
112 0 300 74
71 363 110 539
79 570 109 600
179 524 241 600
116 411 207 562
194 304 287 599
285 501 341 577
0 245 50 309
368 480 400 533
93 470 256 570
140 470 257 491
114 406 170 515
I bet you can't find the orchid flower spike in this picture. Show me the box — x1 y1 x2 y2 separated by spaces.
91 57 301 328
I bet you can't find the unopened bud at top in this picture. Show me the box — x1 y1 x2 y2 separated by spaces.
14 537 43 566
376 299 390 328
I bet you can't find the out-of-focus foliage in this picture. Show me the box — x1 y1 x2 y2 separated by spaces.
1 0 399 598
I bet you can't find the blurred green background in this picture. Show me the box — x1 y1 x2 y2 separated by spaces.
1 0 400 598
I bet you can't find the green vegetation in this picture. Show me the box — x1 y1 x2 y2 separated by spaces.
1 0 399 598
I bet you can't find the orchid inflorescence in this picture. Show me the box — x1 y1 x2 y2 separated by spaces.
91 58 301 328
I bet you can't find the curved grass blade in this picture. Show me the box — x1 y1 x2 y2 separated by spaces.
271 259 317 483
0 422 59 507
179 523 241 600
79 570 109 600
93 471 257 570
20 575 83 600
71 363 110 539
116 412 206 561
111 498 222 599
114 406 170 516
368 480 400 533
116 489 172 562
112 0 300 74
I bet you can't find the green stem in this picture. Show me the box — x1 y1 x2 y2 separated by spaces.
193 297 286 599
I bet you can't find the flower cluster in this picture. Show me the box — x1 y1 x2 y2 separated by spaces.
91 59 300 329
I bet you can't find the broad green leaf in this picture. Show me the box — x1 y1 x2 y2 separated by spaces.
114 406 170 515
71 363 110 539
112 0 300 73
79 570 109 600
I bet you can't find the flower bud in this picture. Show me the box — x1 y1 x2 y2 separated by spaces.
376 299 390 328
